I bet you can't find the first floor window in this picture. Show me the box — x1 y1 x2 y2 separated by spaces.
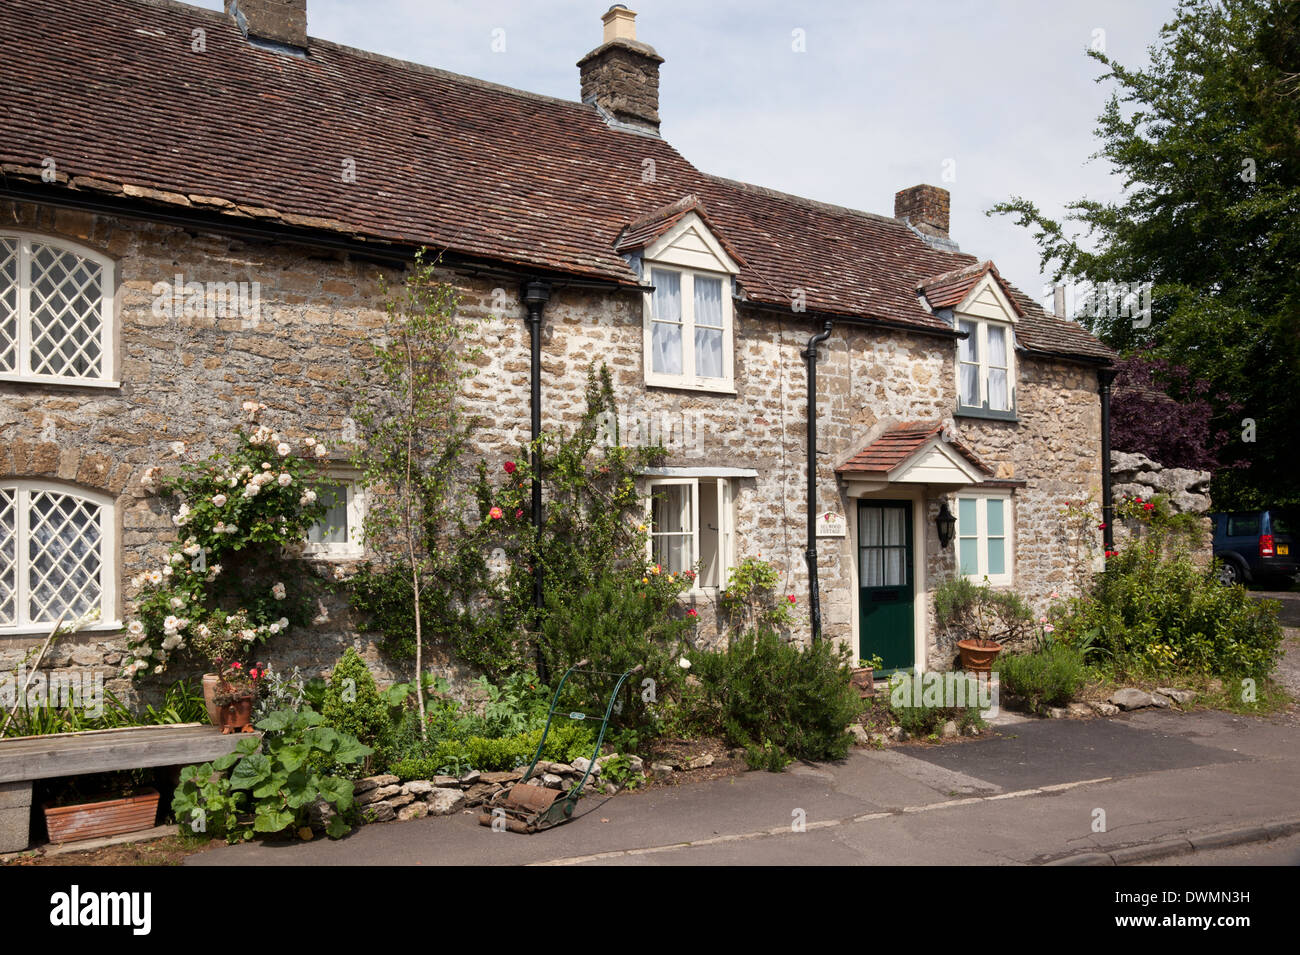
645 477 735 589
1 233 115 385
0 481 117 633
304 480 364 558
957 317 1015 414
645 266 734 391
955 494 1012 585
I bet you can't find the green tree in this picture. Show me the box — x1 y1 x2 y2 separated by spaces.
348 250 481 738
991 0 1300 508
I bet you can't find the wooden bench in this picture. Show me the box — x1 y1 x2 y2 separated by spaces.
0 724 254 852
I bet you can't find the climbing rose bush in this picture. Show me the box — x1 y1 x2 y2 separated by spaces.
123 403 329 679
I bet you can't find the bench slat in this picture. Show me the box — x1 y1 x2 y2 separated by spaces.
0 726 256 783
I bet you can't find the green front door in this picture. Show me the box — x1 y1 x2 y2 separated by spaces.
858 500 915 673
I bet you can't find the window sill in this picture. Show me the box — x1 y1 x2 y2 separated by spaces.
0 373 120 390
954 403 1018 423
301 548 365 562
0 619 124 639
645 376 737 396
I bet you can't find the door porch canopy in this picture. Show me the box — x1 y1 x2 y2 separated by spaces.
836 420 992 494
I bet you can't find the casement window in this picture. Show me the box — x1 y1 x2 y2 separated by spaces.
644 477 735 589
0 481 118 634
955 493 1013 586
956 317 1015 416
644 266 735 393
303 480 365 559
0 233 115 386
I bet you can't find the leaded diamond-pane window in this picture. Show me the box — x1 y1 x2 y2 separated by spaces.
0 233 114 384
0 482 116 633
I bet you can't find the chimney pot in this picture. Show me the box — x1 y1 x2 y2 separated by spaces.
225 0 308 51
895 184 950 238
578 7 664 135
602 5 638 43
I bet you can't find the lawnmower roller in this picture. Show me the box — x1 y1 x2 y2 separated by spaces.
478 660 641 834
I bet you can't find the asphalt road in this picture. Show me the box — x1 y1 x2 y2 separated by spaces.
187 707 1300 866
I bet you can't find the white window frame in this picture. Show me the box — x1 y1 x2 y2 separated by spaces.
956 316 1016 414
642 265 736 394
302 477 366 560
643 476 736 593
954 491 1013 587
0 232 117 388
0 480 119 635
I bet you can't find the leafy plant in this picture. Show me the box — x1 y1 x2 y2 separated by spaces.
171 708 372 843
716 557 795 636
933 576 1034 651
387 723 595 779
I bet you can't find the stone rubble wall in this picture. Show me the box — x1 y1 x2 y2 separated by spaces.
1110 450 1213 561
0 200 1106 704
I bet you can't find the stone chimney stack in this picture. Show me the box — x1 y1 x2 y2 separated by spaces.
894 184 950 238
225 0 308 52
577 6 664 135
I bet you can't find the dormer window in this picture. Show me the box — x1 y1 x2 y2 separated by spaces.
618 196 743 395
917 262 1021 421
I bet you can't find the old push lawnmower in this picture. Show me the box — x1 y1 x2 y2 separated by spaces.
478 659 641 834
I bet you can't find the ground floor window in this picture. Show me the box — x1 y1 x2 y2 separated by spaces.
304 479 365 558
0 480 117 632
955 492 1013 586
645 477 735 589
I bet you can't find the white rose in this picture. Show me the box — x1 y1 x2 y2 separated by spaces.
169 597 185 609
212 494 227 507
243 484 260 498
679 656 692 670
272 582 286 600
148 570 164 585
277 617 289 629
170 441 187 457
127 620 144 636
314 444 327 458
300 489 317 506
161 565 173 578
278 473 292 487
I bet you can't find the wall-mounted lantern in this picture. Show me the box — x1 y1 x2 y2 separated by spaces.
936 500 957 549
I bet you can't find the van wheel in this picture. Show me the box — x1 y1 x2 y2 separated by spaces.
1216 561 1241 585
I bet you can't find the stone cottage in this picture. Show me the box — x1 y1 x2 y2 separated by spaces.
0 0 1114 696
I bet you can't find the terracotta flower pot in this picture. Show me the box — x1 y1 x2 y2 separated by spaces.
957 639 1003 673
44 788 161 844
201 673 221 726
850 667 875 698
218 697 254 734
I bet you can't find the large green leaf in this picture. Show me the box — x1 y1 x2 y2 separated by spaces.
253 806 294 833
316 774 354 812
252 771 289 800
229 753 271 790
277 743 312 773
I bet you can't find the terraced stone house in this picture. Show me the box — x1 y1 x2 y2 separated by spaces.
0 0 1114 694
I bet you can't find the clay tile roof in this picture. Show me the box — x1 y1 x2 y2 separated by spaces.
0 0 1113 364
836 421 992 475
918 260 1021 316
614 194 747 267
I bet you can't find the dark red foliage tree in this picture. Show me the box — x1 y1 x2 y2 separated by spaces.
1109 357 1236 472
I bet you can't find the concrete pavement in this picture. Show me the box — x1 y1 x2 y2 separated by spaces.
187 706 1300 866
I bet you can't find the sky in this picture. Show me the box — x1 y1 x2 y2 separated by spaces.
192 0 1181 306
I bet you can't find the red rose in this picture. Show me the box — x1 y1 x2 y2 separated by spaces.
515 509 523 518
787 594 797 604
489 506 503 520
503 461 517 474
686 608 698 617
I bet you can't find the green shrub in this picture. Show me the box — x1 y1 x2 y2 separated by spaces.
320 648 392 775
388 723 596 780
997 645 1088 712
1060 543 1282 678
688 630 861 769
539 570 693 742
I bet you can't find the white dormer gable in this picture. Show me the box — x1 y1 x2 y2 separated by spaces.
642 212 741 276
954 272 1019 323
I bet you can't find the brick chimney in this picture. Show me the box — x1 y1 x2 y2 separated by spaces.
577 6 664 135
225 0 308 52
895 184 950 238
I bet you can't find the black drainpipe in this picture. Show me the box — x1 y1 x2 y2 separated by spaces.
1099 366 1117 556
802 319 834 643
522 279 552 682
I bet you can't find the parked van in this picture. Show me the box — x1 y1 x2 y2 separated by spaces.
1210 509 1297 586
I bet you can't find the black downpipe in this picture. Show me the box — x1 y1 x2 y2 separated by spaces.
1099 366 1117 555
523 280 552 682
802 319 834 643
